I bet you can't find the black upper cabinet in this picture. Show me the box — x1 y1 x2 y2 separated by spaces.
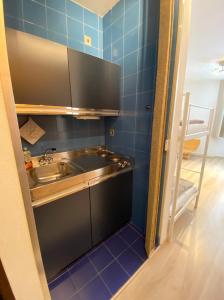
6 28 71 107
68 49 120 110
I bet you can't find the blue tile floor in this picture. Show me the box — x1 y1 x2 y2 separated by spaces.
49 223 147 300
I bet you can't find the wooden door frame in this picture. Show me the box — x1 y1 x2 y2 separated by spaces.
145 0 189 254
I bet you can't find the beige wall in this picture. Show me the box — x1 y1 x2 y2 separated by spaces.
0 2 50 299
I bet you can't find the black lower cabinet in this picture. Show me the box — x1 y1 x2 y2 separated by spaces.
90 171 132 246
34 189 91 281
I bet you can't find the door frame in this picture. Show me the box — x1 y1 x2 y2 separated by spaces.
0 2 50 299
145 0 192 253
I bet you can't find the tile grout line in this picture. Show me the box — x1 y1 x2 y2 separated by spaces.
88 258 113 297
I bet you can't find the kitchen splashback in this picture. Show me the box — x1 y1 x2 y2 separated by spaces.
18 116 105 156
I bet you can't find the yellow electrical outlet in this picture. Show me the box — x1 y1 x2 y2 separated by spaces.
84 35 92 46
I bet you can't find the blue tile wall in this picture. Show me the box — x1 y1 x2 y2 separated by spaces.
103 0 160 232
18 116 105 156
3 0 103 58
4 0 105 155
3 0 160 233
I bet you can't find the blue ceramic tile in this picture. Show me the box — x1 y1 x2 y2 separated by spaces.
111 0 124 23
124 2 139 33
125 0 139 11
84 25 98 49
103 11 111 30
46 0 66 13
4 0 22 19
35 0 45 4
138 44 157 71
103 47 112 61
103 27 111 49
69 256 97 290
99 17 103 31
24 22 47 39
121 95 136 113
72 277 111 300
118 225 140 245
47 31 67 45
23 0 46 27
105 235 127 257
136 91 154 113
111 17 123 44
99 32 103 50
135 114 153 134
5 15 23 30
84 46 99 57
131 237 147 261
68 38 84 52
124 73 137 96
66 0 83 22
117 248 142 276
101 261 129 294
135 132 150 152
124 27 138 55
121 116 135 132
84 9 98 29
67 17 83 42
49 271 76 300
88 245 113 272
47 8 67 36
138 67 155 93
112 38 123 61
124 51 138 77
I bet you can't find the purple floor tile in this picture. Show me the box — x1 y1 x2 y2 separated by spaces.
117 248 142 276
69 256 97 290
49 271 76 300
131 237 147 261
118 225 140 245
88 245 114 272
105 235 127 257
71 277 111 300
129 223 145 236
101 261 129 294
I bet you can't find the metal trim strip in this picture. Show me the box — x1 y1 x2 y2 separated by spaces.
16 104 120 116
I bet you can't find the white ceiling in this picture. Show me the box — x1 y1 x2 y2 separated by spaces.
186 0 224 80
72 0 120 16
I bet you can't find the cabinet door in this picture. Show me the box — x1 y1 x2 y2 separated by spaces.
34 189 91 281
90 171 132 246
68 49 120 110
6 28 71 107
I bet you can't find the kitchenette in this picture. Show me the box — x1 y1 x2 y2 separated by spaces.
3 0 159 298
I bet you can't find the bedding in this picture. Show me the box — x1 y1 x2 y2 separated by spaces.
171 178 198 214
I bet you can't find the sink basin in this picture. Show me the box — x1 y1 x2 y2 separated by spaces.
29 161 82 184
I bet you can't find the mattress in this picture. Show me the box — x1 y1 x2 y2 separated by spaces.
186 123 208 135
171 178 198 214
179 120 208 136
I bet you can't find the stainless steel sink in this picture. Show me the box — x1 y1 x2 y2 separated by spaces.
28 161 82 184
29 147 134 204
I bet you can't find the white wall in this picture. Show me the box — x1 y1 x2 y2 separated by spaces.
185 79 224 157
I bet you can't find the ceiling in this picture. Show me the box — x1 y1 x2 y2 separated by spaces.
186 0 224 80
72 0 120 16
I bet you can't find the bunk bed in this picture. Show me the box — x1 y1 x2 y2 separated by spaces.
169 92 215 238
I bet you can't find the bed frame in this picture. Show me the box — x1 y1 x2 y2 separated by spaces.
169 92 215 240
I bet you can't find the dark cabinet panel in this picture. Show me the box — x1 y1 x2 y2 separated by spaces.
68 49 120 110
34 189 91 281
6 28 71 107
90 171 132 246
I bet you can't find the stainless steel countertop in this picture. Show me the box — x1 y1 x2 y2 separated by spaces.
29 147 134 207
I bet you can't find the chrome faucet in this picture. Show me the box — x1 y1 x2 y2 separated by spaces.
39 148 56 165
